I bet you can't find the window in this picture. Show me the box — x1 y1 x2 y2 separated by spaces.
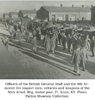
52 15 56 21
52 15 55 18
82 17 86 20
57 14 63 20
70 14 76 21
65 15 69 21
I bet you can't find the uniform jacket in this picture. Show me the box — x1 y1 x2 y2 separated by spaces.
90 39 94 48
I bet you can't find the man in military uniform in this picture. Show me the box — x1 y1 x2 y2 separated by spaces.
45 34 50 55
32 36 37 53
67 34 72 52
50 33 56 53
90 36 95 57
79 36 88 71
58 30 61 45
61 32 67 50
71 45 81 76
25 28 29 42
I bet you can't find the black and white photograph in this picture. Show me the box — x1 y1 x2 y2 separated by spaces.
0 0 95 79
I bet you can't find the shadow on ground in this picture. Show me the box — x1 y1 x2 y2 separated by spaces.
9 39 95 76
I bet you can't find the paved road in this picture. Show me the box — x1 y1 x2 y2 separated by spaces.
0 25 95 79
0 39 33 79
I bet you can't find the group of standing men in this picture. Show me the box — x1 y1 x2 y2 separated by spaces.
43 27 95 76
2 19 95 76
3 19 40 53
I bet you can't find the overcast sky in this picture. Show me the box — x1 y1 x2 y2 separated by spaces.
0 1 95 17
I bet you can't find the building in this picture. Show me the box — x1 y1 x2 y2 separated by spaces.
9 12 18 19
3 13 9 19
37 6 91 21
18 10 37 20
91 6 95 26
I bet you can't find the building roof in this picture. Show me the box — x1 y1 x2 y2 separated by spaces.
42 6 91 12
20 10 37 14
9 12 18 15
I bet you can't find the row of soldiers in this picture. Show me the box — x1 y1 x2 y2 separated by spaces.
43 28 82 54
44 28 95 55
8 21 29 42
2 19 95 76
43 27 95 76
2 19 38 53
3 19 95 57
